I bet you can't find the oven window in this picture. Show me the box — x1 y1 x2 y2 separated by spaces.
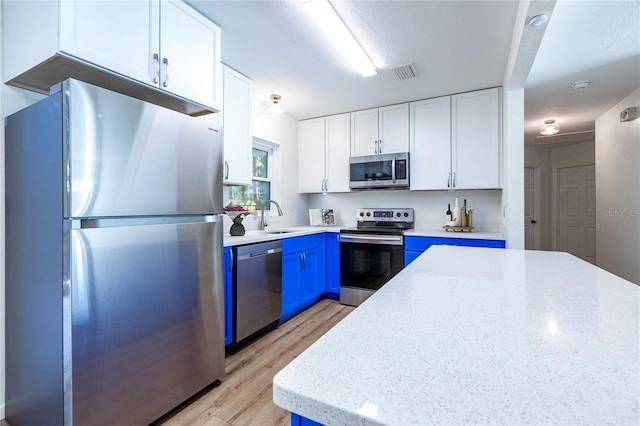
340 242 403 291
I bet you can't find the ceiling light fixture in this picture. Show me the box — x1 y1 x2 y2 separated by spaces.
528 14 549 28
261 94 285 115
572 80 591 90
299 0 377 77
540 119 560 135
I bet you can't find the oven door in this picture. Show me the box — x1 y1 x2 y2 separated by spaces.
339 234 404 306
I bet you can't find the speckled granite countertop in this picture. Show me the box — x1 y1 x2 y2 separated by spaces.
273 246 640 425
224 227 503 247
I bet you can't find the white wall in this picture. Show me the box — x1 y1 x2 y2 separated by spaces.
309 190 503 232
596 87 640 284
0 2 48 416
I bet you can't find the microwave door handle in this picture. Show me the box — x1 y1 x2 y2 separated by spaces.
392 156 396 184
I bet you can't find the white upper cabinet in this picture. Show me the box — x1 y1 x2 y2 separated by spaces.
351 104 409 156
452 88 501 189
299 118 326 193
324 114 351 193
299 114 351 194
222 66 252 186
410 87 501 190
410 96 452 190
3 0 221 115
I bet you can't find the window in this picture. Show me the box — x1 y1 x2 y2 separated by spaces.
227 138 277 211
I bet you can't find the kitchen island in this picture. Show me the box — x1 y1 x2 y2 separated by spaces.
273 246 639 425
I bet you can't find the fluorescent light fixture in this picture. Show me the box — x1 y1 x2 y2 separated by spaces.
299 0 377 77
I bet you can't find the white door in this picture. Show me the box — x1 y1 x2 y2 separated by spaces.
222 66 252 185
325 113 351 193
59 0 159 85
350 109 378 156
410 97 451 190
298 118 326 193
557 165 596 263
160 0 221 109
378 104 409 154
524 167 540 250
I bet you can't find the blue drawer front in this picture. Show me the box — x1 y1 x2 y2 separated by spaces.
282 234 320 255
405 236 505 251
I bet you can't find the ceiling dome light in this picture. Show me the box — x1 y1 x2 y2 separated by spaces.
528 14 549 28
540 119 560 135
572 80 591 90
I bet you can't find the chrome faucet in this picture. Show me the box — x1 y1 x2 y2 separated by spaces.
259 200 284 230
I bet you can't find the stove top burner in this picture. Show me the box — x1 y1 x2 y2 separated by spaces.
341 208 415 235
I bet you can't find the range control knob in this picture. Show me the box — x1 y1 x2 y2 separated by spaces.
404 212 409 217
396 212 401 217
366 212 371 217
359 212 365 217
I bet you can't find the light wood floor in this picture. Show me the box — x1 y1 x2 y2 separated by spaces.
158 298 354 426
0 299 352 426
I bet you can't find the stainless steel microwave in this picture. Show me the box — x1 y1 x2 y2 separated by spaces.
349 152 409 189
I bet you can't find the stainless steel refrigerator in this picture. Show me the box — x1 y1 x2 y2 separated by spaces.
5 79 225 425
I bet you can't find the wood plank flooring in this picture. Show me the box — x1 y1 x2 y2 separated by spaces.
158 298 354 426
0 299 352 426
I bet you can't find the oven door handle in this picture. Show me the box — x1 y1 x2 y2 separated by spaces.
340 234 404 246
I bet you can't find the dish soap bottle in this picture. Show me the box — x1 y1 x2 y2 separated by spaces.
461 199 467 227
446 203 452 224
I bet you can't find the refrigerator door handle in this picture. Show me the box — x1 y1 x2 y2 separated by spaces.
66 214 222 230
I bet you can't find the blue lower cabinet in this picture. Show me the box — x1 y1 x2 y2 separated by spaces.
325 233 340 298
223 247 233 346
281 235 323 322
404 236 506 266
291 413 324 426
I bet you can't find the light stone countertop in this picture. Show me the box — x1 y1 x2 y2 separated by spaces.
223 226 503 247
273 246 640 425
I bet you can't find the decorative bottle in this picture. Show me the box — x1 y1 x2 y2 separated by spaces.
446 203 452 223
453 197 460 226
461 199 467 227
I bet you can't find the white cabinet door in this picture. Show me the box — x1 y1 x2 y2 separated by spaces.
452 88 501 189
160 0 221 110
59 0 158 85
222 66 252 186
325 113 351 193
350 109 378 156
378 103 409 154
410 97 451 190
299 118 326 193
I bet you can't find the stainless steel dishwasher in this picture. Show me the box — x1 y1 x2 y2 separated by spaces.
230 240 282 353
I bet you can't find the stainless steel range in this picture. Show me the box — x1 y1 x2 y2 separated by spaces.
339 208 414 306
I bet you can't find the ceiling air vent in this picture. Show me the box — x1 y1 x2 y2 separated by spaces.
392 63 418 80
536 130 595 145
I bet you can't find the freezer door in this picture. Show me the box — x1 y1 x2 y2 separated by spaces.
64 219 224 425
63 79 222 218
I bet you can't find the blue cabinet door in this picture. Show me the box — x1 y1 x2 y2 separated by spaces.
282 252 302 320
404 251 422 267
325 233 340 296
300 248 319 305
223 247 233 346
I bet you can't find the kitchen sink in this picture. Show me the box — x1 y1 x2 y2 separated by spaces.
266 230 295 234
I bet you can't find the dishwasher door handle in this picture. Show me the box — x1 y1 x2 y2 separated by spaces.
237 247 282 261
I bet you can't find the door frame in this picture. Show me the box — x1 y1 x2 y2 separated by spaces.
524 166 541 250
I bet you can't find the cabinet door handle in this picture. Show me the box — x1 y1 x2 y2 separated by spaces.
379 139 382 153
153 53 160 84
452 172 456 188
229 249 234 271
224 161 229 180
324 178 328 192
374 140 378 154
447 172 451 188
162 57 169 87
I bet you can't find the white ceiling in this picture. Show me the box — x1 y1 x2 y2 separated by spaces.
187 0 640 144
